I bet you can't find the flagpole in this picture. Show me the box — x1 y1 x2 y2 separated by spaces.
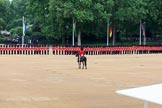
22 16 25 47
22 35 24 47
72 18 75 46
143 22 146 45
139 20 142 46
107 19 110 46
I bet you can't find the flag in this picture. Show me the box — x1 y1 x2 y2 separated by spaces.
23 16 26 36
141 24 145 36
109 27 112 38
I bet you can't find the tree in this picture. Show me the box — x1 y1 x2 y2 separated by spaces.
0 0 11 30
26 0 50 43
48 0 113 45
3 0 162 46
111 0 147 45
145 0 162 36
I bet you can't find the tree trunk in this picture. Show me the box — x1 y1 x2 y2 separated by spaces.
62 36 65 44
77 29 81 46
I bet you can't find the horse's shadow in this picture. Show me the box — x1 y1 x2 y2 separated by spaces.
75 52 87 69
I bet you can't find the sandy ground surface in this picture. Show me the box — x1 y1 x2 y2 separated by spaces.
0 54 162 108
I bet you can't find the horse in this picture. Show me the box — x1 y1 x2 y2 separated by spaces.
75 52 87 69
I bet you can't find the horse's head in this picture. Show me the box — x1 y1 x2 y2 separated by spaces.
75 52 79 57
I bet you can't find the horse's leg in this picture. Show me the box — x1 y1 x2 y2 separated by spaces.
82 61 84 69
78 56 81 69
77 62 79 68
85 58 87 69
79 61 81 69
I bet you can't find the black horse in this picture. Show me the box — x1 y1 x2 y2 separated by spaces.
75 52 87 69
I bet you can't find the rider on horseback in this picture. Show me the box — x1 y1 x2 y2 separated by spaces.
76 47 87 69
80 47 85 57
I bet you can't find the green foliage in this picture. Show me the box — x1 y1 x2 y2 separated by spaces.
32 32 42 38
10 26 22 36
0 18 6 30
1 0 162 45
0 35 6 43
113 0 147 21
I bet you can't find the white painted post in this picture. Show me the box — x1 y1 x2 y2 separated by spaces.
144 101 148 108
